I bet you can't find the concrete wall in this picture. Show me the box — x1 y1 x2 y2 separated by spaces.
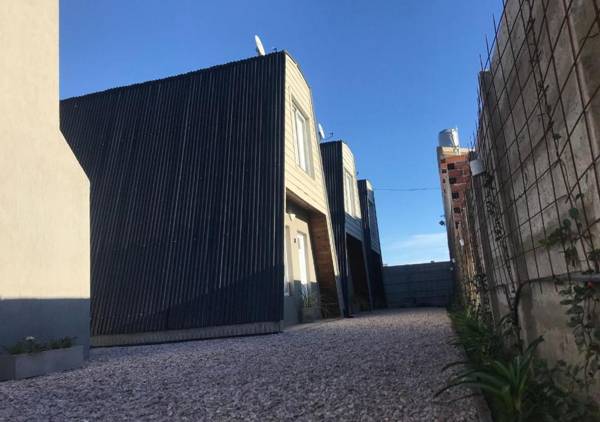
455 0 600 397
0 1 90 351
384 262 454 308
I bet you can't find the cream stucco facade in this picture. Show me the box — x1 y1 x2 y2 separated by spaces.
0 1 90 350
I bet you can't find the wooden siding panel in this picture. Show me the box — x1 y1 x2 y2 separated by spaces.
283 55 327 213
320 142 351 315
60 52 286 337
358 180 382 254
341 143 363 240
322 141 376 314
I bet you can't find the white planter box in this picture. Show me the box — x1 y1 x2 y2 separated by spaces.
0 345 84 381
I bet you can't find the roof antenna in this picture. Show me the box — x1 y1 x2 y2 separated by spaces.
318 123 326 140
254 35 266 56
318 123 334 142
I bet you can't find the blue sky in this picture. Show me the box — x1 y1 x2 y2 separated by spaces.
60 0 503 265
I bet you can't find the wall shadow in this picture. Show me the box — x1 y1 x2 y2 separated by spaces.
0 298 90 355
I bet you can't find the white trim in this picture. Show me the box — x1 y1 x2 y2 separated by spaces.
292 104 312 175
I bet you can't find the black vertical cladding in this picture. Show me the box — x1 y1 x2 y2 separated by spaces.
60 52 286 336
319 141 351 316
357 180 387 309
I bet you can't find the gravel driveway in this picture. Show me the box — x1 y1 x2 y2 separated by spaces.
0 308 487 421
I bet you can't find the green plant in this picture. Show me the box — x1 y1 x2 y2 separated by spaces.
539 200 600 389
448 307 505 364
529 359 600 421
301 288 318 309
319 294 339 319
557 280 600 388
4 336 75 355
437 337 543 422
48 336 75 350
588 249 600 273
444 306 600 421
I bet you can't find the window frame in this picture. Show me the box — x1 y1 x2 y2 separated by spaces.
344 169 357 216
292 103 313 176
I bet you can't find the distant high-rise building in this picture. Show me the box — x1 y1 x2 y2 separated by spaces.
436 129 472 273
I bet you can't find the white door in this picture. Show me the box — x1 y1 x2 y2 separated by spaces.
297 232 308 287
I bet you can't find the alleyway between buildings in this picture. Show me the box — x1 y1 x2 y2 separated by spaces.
0 309 487 421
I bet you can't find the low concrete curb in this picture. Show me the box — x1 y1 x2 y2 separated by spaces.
0 345 84 381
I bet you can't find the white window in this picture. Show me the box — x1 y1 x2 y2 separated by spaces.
344 169 356 216
294 107 311 174
284 227 291 296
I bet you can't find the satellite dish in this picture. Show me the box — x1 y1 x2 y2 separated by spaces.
469 159 485 176
254 35 265 56
318 123 326 140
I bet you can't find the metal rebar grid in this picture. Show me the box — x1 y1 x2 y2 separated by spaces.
457 0 600 315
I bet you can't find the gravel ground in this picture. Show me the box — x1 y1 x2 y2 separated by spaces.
0 308 487 421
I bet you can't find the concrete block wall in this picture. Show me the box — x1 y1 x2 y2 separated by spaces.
383 262 454 308
453 0 600 398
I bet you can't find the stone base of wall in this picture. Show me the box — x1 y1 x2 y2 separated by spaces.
491 276 600 401
0 345 84 381
0 298 90 357
91 321 282 347
383 262 454 308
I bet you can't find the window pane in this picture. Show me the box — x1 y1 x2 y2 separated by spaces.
349 175 354 215
295 110 307 171
344 170 354 215
343 173 349 212
350 178 355 215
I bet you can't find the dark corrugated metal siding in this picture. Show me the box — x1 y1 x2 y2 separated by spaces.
357 181 381 254
358 180 386 308
320 141 373 314
320 142 351 316
367 251 386 308
345 214 363 241
60 52 286 336
383 262 454 307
